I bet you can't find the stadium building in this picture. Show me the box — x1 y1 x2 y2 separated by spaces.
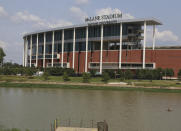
23 14 181 77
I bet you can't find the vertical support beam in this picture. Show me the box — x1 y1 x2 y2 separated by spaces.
30 35 32 67
51 31 55 67
36 34 39 67
72 28 75 69
25 37 28 67
43 32 46 68
143 21 147 69
153 25 156 50
61 30 64 68
100 24 103 74
119 23 123 69
23 38 25 67
85 26 88 72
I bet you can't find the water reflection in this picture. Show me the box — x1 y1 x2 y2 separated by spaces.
0 88 181 131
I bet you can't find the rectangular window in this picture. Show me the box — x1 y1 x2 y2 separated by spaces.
46 32 52 42
38 33 44 43
55 31 62 41
46 44 52 54
32 35 37 45
64 29 73 40
75 42 86 51
76 28 86 39
64 43 73 52
88 26 101 38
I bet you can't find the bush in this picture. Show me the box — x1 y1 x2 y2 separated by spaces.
42 72 49 80
101 72 110 83
163 68 174 79
64 68 75 77
124 70 134 80
104 69 115 79
89 69 96 77
63 72 70 82
46 67 63 76
178 69 181 80
82 72 91 83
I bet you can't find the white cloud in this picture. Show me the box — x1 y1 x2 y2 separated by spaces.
0 40 7 48
96 7 134 19
11 11 47 27
11 11 72 28
47 20 72 28
69 6 88 22
147 28 179 44
0 5 8 17
75 0 89 4
156 30 179 42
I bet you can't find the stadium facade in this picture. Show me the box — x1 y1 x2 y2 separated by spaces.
23 14 181 77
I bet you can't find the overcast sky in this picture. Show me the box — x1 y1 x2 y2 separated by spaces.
0 0 180 64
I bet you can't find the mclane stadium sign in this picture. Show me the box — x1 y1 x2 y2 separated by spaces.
85 13 122 25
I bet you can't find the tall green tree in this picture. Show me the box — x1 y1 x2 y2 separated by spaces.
0 48 6 66
177 69 181 80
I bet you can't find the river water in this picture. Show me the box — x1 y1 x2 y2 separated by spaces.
0 87 181 131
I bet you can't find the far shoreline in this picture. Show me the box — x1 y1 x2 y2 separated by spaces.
1 81 181 93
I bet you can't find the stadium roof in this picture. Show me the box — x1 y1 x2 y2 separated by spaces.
23 18 162 37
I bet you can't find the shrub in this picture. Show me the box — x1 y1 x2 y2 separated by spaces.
42 72 49 81
82 72 91 83
46 67 63 76
163 68 174 79
63 68 75 77
104 69 115 79
124 70 134 80
118 69 125 81
63 72 70 82
101 72 110 83
178 69 181 80
89 69 96 77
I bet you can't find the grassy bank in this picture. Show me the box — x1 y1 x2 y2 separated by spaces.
1 82 181 93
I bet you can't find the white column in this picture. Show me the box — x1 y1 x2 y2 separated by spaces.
85 26 88 72
36 34 39 67
143 21 147 69
25 37 28 67
100 24 103 74
153 25 156 50
51 31 55 67
72 28 75 69
23 38 25 67
43 32 46 68
30 35 32 67
119 23 123 69
61 30 64 68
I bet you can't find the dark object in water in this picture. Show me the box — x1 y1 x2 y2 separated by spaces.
167 108 173 112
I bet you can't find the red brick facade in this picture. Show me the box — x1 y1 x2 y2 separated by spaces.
32 49 181 77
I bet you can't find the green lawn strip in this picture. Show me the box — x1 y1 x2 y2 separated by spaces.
1 82 181 93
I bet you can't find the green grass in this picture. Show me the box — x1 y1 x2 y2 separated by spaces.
0 75 181 89
1 82 181 93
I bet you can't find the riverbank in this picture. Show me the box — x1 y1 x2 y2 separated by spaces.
1 81 181 93
0 75 181 93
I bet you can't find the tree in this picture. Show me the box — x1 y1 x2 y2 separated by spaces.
42 72 49 80
135 69 145 79
63 72 70 82
82 72 91 83
118 69 125 81
102 72 110 83
89 69 96 77
124 70 133 80
164 68 174 79
0 48 6 67
178 69 181 80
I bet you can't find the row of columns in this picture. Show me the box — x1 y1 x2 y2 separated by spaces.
23 21 156 74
